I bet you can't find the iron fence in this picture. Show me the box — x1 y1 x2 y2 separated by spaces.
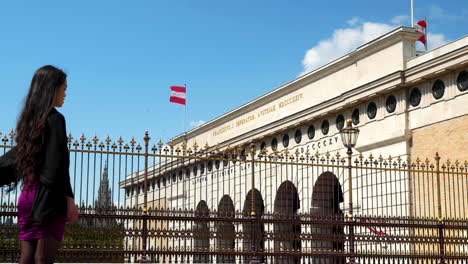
0 129 467 263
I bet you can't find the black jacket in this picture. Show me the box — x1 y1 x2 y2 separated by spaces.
0 108 74 224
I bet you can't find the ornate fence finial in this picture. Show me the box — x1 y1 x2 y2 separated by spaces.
144 130 150 145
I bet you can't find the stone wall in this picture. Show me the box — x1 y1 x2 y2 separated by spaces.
410 114 468 220
411 114 468 162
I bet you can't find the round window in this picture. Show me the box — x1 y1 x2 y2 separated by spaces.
321 120 329 135
240 149 247 160
193 166 198 176
367 102 377 119
294 129 302 144
386 95 397 113
307 125 315 139
223 155 229 167
271 138 278 150
409 88 421 107
336 114 345 130
432 79 445 99
282 134 289 148
207 161 213 171
185 169 190 178
215 160 220 170
352 109 359 125
200 163 205 174
178 171 183 180
260 142 266 151
457 71 468 91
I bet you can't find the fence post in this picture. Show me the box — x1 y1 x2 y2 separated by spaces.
347 148 357 264
141 130 151 263
249 143 260 264
435 153 446 264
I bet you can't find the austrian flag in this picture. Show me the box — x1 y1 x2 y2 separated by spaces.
414 20 427 46
170 86 186 105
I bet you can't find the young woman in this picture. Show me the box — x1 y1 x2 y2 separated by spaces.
0 65 78 264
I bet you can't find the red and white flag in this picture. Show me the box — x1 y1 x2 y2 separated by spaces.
414 20 427 47
170 86 186 105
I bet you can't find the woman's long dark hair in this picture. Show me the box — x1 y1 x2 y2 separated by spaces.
15 65 67 181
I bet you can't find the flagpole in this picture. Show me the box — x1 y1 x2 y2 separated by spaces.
425 17 428 51
411 0 414 26
184 83 187 141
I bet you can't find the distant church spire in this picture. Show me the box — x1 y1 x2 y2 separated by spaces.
102 160 109 182
96 159 112 209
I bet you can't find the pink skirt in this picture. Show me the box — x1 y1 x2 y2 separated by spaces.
18 179 67 241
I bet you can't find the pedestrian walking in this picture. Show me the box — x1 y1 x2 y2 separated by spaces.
0 65 78 264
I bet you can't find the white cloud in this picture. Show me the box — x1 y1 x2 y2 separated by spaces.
300 17 450 75
190 120 206 128
301 22 393 75
347 17 361 26
391 15 410 25
426 33 450 50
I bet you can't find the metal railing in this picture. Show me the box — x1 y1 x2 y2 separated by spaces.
0 130 467 263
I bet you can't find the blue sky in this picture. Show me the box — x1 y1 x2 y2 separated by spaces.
1 0 467 146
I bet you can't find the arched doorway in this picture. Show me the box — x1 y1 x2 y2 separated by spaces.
194 200 210 263
274 181 301 264
243 188 265 264
217 195 235 263
311 172 345 264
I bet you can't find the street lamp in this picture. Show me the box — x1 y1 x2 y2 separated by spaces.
339 119 359 264
340 119 360 151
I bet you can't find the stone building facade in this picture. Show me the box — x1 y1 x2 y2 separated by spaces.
121 27 468 259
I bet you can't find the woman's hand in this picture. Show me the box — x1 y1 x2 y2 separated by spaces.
66 196 79 223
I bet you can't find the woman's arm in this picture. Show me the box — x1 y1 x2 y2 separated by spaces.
0 147 18 187
66 196 79 223
40 112 71 194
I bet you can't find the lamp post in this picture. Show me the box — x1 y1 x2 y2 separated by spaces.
339 119 359 264
249 143 260 264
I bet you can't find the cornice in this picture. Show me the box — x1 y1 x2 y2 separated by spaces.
405 45 468 86
208 46 467 150
171 27 422 144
